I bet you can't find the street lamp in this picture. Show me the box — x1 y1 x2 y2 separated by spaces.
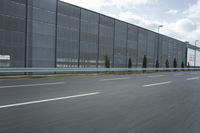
194 40 199 67
158 25 163 33
157 25 164 66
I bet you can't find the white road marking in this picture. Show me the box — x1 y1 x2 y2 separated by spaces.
190 72 197 75
0 82 65 89
174 73 184 76
0 92 100 109
147 75 165 78
100 77 130 81
186 77 199 81
143 81 172 87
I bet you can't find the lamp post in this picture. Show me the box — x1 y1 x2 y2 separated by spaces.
194 40 199 67
158 25 163 33
157 25 163 67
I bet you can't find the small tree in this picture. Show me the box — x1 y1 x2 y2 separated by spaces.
173 58 177 71
155 60 159 68
165 59 169 68
142 55 147 68
128 58 132 68
173 58 177 68
104 55 110 68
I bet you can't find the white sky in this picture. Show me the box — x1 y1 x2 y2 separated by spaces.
61 0 200 46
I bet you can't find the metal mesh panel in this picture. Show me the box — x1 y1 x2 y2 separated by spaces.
127 25 138 67
138 29 147 67
114 20 127 67
98 15 114 67
0 0 26 68
147 31 156 67
79 9 98 68
27 0 56 68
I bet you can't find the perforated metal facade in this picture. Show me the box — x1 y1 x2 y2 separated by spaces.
0 0 188 68
0 0 26 67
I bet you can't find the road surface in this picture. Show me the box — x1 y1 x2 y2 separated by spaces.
0 71 200 133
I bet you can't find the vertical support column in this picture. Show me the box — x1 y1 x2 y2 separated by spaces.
146 32 148 65
172 41 174 65
153 34 157 67
54 0 58 68
112 20 115 67
78 8 81 68
136 29 139 68
157 33 160 66
25 0 28 68
125 24 128 67
195 41 197 67
96 14 100 68
185 44 188 66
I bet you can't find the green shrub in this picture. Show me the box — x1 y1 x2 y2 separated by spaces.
142 55 147 68
165 59 169 68
128 58 132 68
104 55 110 68
173 58 177 68
155 60 159 68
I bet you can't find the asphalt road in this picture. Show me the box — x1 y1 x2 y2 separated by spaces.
0 71 200 133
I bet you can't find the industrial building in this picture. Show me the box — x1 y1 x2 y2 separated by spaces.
0 0 196 68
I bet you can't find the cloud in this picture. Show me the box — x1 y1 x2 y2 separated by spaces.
173 19 197 33
117 12 200 44
60 0 107 11
61 0 200 45
183 0 200 18
166 9 178 15
180 0 200 45
105 0 158 9
61 0 158 12
117 11 160 31
161 18 200 44
60 0 160 31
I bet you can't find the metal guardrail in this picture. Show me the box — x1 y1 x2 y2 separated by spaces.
0 68 200 74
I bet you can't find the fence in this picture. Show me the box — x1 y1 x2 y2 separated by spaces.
0 68 200 74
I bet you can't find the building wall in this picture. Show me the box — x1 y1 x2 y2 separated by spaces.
168 39 174 67
0 0 188 68
98 15 115 67
56 2 80 68
26 0 57 67
79 9 99 68
138 29 148 67
187 45 200 67
0 0 26 68
114 20 127 67
159 36 186 67
161 36 169 67
147 31 156 67
127 25 138 67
